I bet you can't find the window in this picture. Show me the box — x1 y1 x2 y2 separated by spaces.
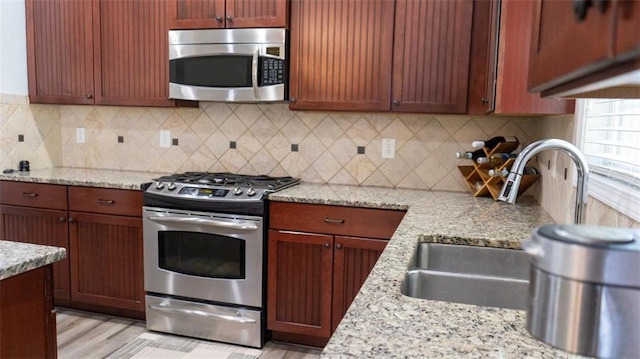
576 99 640 222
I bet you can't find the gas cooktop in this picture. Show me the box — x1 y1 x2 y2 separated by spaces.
144 171 300 203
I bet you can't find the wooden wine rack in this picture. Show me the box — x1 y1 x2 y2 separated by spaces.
457 142 540 200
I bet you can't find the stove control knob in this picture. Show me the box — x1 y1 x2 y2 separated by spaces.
167 183 176 191
233 186 243 195
155 181 164 190
247 187 256 197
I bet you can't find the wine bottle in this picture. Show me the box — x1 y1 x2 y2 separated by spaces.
488 167 539 177
455 149 485 160
471 136 519 149
476 153 518 165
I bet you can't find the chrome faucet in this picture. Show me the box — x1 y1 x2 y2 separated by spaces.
497 139 589 224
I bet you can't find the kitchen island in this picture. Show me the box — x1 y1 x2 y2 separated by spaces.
269 183 574 358
0 240 67 358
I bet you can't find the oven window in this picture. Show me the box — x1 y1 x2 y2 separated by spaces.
170 55 252 88
158 231 245 279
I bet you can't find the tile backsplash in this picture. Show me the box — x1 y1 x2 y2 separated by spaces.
1 95 543 192
2 94 636 227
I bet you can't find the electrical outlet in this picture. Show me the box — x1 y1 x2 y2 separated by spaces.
160 130 171 148
76 128 85 143
382 138 396 159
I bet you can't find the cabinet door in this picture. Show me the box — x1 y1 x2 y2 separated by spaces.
25 0 94 104
288 0 395 111
614 1 640 57
392 0 473 113
69 212 144 312
494 0 574 115
167 0 226 29
528 0 614 92
95 0 174 106
332 236 387 332
226 0 288 28
0 266 57 359
0 205 71 303
267 230 333 338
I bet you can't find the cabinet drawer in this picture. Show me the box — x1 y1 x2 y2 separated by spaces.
0 181 68 210
68 187 142 217
269 202 405 239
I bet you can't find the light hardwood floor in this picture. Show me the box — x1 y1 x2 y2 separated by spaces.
56 308 322 359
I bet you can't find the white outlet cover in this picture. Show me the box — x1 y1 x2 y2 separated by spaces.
160 130 171 148
382 138 396 159
76 128 85 143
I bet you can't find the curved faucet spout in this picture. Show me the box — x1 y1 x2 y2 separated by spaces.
497 139 589 225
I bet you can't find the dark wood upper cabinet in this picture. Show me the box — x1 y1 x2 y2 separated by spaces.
26 0 174 107
392 0 473 113
288 0 395 112
25 0 94 105
289 0 473 113
167 0 288 29
94 0 173 106
468 0 573 115
528 0 640 98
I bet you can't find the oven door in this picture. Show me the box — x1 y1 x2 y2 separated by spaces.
143 206 263 308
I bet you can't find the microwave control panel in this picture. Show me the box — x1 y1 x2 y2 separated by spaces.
260 58 285 86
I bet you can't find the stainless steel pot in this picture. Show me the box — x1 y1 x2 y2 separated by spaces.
525 224 640 359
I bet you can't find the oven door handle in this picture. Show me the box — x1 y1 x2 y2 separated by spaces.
146 216 258 231
148 304 257 324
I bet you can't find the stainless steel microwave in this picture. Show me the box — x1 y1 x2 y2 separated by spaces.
168 28 287 102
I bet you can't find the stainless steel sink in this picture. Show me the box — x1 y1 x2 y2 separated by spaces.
401 243 530 310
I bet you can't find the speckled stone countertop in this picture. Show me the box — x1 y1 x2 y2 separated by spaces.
0 240 66 281
0 167 168 190
269 183 577 358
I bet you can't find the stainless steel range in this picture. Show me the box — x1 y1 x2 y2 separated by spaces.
141 172 299 348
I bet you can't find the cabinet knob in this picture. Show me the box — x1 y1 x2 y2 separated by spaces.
85 94 93 99
21 192 38 197
68 218 76 223
336 243 343 250
215 16 222 22
324 243 331 248
481 98 489 104
59 217 66 222
226 15 233 22
290 97 297 103
393 99 400 107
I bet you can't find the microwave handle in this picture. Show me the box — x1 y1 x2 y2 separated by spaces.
252 46 260 99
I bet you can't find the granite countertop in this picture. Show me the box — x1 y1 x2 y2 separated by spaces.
0 167 168 190
269 183 575 358
0 240 67 281
0 169 570 356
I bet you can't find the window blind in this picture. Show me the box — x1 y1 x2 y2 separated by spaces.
582 99 640 190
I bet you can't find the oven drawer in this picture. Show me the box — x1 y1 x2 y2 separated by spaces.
145 295 263 348
69 187 142 216
269 202 405 239
0 181 68 210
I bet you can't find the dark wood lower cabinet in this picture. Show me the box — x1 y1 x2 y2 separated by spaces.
70 212 144 314
267 230 388 346
0 205 71 304
0 265 57 359
0 181 145 319
331 236 387 332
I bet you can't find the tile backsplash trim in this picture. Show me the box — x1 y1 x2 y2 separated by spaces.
1 95 542 192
